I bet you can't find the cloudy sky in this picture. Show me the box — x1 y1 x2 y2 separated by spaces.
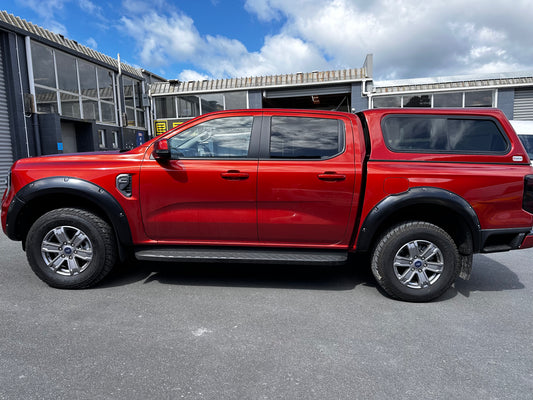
8 0 533 81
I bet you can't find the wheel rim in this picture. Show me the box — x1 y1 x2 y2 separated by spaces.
393 240 444 289
40 226 93 276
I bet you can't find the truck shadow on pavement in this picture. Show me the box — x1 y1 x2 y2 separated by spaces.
101 253 524 298
101 254 377 291
442 254 524 300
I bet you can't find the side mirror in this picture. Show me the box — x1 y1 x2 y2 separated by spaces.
153 139 171 161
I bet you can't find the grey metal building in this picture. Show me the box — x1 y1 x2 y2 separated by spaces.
0 11 164 191
369 72 533 121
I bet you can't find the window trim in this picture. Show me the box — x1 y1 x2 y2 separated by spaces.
381 114 511 155
259 116 346 160
166 115 260 160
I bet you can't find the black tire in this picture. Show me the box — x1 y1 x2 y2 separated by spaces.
371 221 460 302
25 208 117 289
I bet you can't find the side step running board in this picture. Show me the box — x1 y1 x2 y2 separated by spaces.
135 247 348 265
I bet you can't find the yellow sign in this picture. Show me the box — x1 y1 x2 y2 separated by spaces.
155 120 168 135
172 122 184 128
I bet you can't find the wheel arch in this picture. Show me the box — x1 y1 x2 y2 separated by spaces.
356 187 481 255
6 177 133 250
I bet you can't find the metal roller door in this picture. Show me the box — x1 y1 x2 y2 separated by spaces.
513 89 533 120
0 36 14 192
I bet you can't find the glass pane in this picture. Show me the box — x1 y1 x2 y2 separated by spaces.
434 92 463 107
97 68 114 102
518 135 533 159
178 96 200 118
112 131 119 149
35 86 58 113
270 117 344 158
224 91 247 109
448 119 507 152
82 99 99 120
123 77 134 107
31 42 56 88
465 91 493 107
100 101 116 124
168 116 253 158
98 129 106 149
60 92 80 118
200 94 224 113
155 97 176 118
136 81 143 106
56 51 79 93
136 110 145 127
373 96 401 108
382 116 508 153
126 107 135 126
78 60 98 98
404 95 431 107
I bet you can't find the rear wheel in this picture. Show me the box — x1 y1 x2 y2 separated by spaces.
371 221 460 302
25 208 117 289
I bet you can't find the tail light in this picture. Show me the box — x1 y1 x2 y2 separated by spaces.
524 175 533 213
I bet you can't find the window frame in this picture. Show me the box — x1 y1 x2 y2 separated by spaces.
259 115 346 160
166 115 260 160
381 114 511 155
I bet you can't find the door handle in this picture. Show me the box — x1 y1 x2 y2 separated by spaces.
221 170 249 180
318 171 346 181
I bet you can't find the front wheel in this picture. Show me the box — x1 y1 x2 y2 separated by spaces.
371 222 460 302
25 208 117 289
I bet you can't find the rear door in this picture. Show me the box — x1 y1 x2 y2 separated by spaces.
257 112 357 246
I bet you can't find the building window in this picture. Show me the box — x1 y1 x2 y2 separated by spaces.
465 90 493 107
123 77 145 128
35 86 58 114
31 43 56 88
154 91 248 120
404 95 431 108
155 97 176 119
434 92 463 107
372 90 495 109
112 131 119 149
98 129 106 149
30 41 118 125
372 96 401 108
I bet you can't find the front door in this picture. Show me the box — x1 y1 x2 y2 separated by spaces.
140 114 259 243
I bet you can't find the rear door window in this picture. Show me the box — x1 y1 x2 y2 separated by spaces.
268 116 345 159
382 116 509 154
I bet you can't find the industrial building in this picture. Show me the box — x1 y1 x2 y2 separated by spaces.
1 10 533 192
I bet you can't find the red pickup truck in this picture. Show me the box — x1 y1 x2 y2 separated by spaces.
3 108 533 301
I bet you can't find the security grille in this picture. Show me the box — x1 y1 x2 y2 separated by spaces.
513 89 533 120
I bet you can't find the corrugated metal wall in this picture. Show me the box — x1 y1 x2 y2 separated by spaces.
513 89 533 120
0 36 14 192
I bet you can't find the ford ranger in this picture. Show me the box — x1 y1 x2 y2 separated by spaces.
2 108 533 301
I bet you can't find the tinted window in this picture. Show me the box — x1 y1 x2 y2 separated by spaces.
169 116 253 158
382 116 508 153
269 117 344 159
518 135 533 159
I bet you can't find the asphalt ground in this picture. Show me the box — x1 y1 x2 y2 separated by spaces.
1 232 532 400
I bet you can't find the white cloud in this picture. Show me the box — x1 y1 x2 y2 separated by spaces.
119 0 533 80
85 37 97 49
178 70 210 82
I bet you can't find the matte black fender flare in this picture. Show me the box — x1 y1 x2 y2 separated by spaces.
6 176 133 247
356 187 481 252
